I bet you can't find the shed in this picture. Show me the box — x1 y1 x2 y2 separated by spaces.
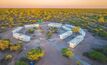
68 35 84 48
12 27 23 33
24 24 39 29
48 23 62 28
80 29 86 37
59 31 72 39
13 33 31 42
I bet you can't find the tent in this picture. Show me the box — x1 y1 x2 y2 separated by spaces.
59 31 72 39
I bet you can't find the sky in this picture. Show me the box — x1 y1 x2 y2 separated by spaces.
0 0 107 8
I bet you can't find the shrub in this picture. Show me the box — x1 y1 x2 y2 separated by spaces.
28 29 35 33
15 60 28 65
4 54 13 60
26 47 44 61
10 43 22 52
0 39 10 51
46 31 52 39
61 48 73 58
84 50 107 63
72 26 80 33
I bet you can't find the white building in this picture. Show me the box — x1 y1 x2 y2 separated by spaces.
24 24 39 29
12 27 23 33
13 33 31 42
48 23 62 28
68 35 84 48
80 29 86 37
62 26 71 31
59 31 72 39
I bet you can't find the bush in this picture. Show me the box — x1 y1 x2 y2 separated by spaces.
61 48 73 58
84 50 107 63
46 31 52 39
28 29 35 33
4 54 13 60
15 60 28 65
0 39 10 51
26 47 44 61
10 43 22 52
72 26 80 33
49 27 58 33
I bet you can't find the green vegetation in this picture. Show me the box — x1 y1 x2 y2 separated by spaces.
10 43 22 52
26 47 44 61
4 54 13 60
49 27 58 33
0 8 107 39
28 29 35 33
0 39 10 51
84 46 107 63
61 48 73 58
72 26 80 33
15 60 28 65
46 31 53 39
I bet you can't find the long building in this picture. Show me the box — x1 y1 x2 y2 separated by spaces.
48 23 62 28
13 33 31 42
68 35 84 48
59 31 72 39
12 27 23 33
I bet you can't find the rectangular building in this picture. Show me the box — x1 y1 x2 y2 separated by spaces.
48 23 62 28
68 35 84 48
59 31 72 39
13 33 31 42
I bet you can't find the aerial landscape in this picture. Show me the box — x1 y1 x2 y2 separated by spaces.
0 0 107 65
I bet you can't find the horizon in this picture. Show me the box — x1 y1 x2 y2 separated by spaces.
0 0 107 8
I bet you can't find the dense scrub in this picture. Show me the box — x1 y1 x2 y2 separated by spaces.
83 46 107 63
0 8 107 39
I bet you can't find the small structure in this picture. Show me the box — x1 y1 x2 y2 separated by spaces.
48 23 62 28
59 31 72 39
24 24 39 29
12 27 23 33
62 26 71 31
13 33 31 42
80 29 86 37
68 35 84 48
12 27 31 42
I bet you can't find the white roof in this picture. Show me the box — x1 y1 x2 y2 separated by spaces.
48 23 62 28
80 29 86 37
13 33 31 42
24 24 39 28
59 31 72 39
62 25 71 31
64 24 75 28
68 35 84 48
12 27 23 33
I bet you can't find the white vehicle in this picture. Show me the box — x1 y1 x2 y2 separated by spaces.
59 31 72 39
